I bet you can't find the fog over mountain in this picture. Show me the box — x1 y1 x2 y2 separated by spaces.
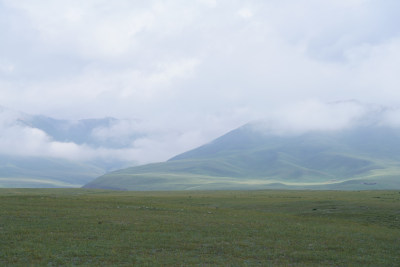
85 126 400 190
86 104 400 190
1 101 400 165
1 1 400 188
1 1 400 160
0 106 211 164
1 101 400 188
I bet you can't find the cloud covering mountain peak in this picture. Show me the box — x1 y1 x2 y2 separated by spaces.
1 1 400 164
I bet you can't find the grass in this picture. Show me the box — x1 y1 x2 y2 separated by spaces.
84 170 399 190
0 189 399 266
0 177 82 188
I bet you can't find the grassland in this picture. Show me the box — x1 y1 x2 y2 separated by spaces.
0 189 399 266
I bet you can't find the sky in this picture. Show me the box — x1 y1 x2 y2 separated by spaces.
1 0 400 164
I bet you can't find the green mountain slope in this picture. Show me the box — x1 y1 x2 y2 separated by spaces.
84 124 400 190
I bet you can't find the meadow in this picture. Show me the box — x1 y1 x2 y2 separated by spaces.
0 189 399 266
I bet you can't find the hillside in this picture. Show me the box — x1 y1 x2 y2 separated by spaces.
84 123 400 190
0 155 104 188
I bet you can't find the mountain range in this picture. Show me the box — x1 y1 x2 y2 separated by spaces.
84 122 400 190
3 105 400 190
0 108 140 188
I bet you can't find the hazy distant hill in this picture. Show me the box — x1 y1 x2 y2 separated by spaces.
0 155 104 188
84 123 400 190
0 109 140 188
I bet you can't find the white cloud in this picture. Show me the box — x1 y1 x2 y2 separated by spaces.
0 107 240 164
265 100 368 134
197 0 217 8
1 0 400 163
0 61 15 74
251 100 399 135
238 8 253 19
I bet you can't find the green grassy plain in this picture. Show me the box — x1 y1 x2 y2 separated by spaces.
0 189 399 266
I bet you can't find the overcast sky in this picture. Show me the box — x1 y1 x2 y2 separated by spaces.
1 0 400 163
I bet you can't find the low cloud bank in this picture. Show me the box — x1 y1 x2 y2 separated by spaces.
2 101 400 165
252 100 400 135
0 108 234 164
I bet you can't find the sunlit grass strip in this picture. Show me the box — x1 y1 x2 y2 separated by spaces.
0 178 82 188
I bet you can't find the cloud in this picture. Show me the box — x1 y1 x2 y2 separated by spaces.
238 8 253 19
0 110 87 160
0 107 242 164
0 1 400 163
2 1 400 113
1 100 400 166
251 100 400 135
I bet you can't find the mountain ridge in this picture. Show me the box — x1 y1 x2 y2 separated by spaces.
84 123 400 190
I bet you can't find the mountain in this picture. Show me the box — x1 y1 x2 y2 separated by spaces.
0 108 141 188
0 155 104 188
84 123 400 190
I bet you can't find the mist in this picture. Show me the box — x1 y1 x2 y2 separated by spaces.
1 0 400 163
1 100 400 166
